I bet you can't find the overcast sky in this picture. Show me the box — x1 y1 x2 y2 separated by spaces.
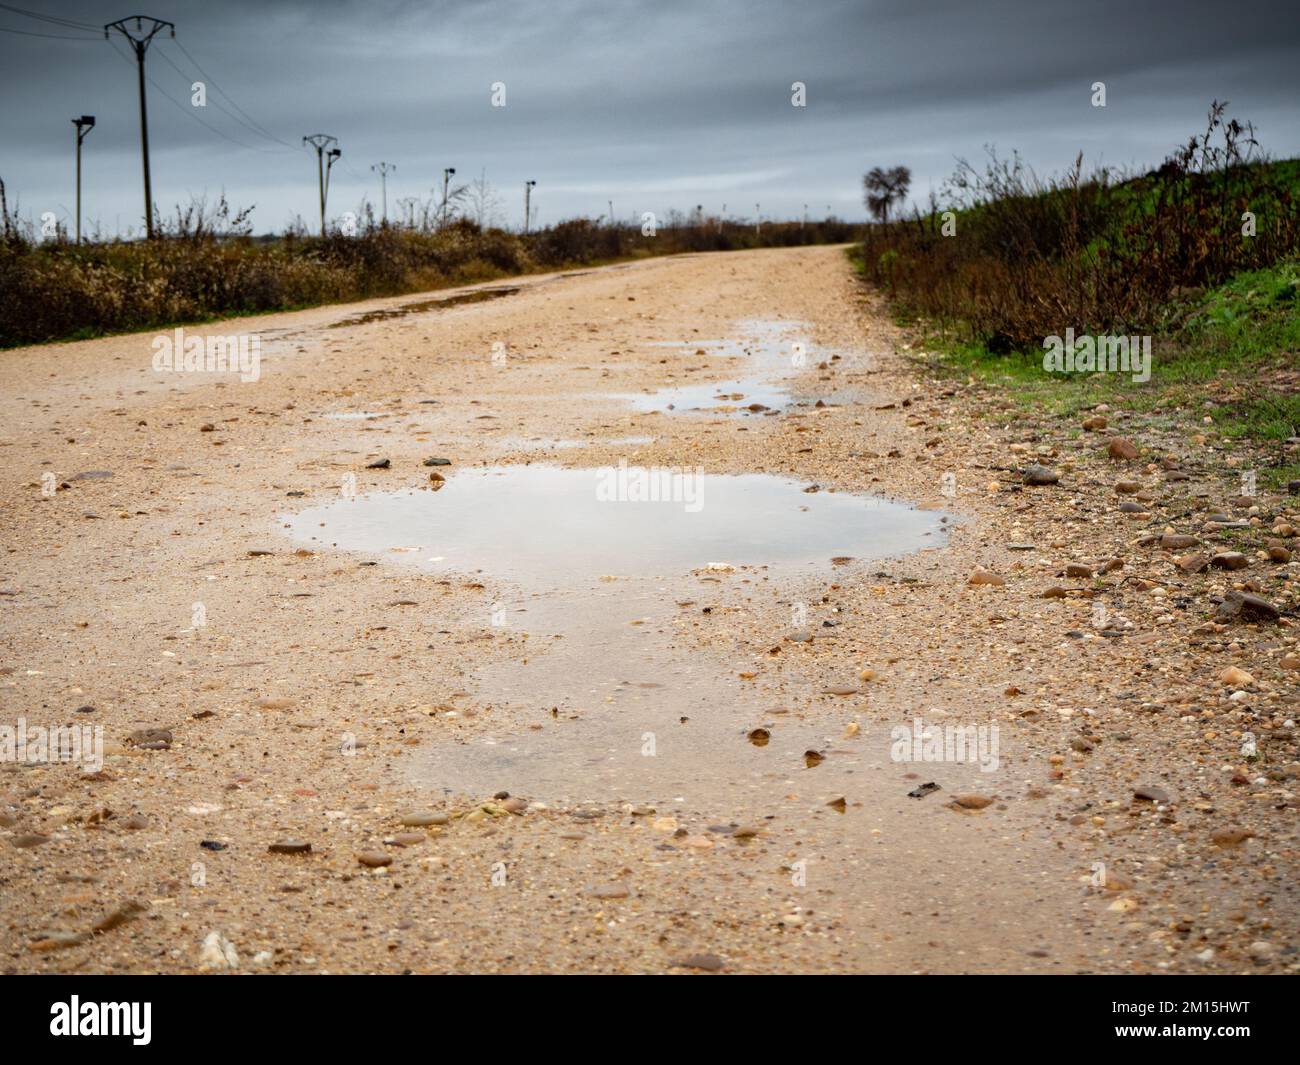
2 0 1298 236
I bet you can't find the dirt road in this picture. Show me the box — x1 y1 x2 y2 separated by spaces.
2 246 1295 973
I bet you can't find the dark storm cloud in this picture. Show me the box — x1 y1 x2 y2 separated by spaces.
1 0 1296 235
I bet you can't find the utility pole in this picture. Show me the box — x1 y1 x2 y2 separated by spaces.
441 167 455 228
802 203 808 229
303 134 340 237
608 199 613 226
523 180 536 234
71 115 95 244
105 16 173 239
755 203 761 236
371 162 395 224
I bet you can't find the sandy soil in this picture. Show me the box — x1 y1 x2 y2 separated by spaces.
1 245 1296 974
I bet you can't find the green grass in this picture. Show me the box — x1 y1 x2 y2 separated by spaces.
891 258 1300 453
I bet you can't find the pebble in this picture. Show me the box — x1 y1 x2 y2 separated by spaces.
1218 666 1254 687
198 931 240 971
398 811 448 827
588 884 629 899
1248 941 1275 963
1133 785 1170 803
1216 591 1280 624
12 833 50 848
356 851 392 868
127 728 173 750
951 794 994 810
1210 552 1249 570
365 458 391 469
1107 437 1139 460
268 840 312 855
968 568 1005 586
1022 464 1059 486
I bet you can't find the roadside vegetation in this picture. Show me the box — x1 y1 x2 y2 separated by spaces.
0 190 857 348
853 102 1299 471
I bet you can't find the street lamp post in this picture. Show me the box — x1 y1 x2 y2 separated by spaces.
524 180 536 234
441 167 455 228
71 115 95 244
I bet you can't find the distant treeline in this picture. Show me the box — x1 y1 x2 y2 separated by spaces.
0 200 859 348
857 103 1300 350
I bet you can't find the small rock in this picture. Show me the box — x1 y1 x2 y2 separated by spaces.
1114 480 1140 494
908 782 941 798
1218 666 1254 687
1248 941 1275 963
1266 540 1291 563
1107 437 1139 461
399 811 448 827
1216 590 1280 624
1210 828 1253 848
365 458 391 469
588 884 630 899
1022 464 1059 486
951 794 993 810
1210 552 1249 570
268 840 312 855
356 851 392 868
198 930 239 971
422 457 452 467
1133 785 1170 804
968 568 1005 586
127 728 172 750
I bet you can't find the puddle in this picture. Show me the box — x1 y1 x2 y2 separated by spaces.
614 318 851 415
283 465 949 804
329 286 519 328
495 435 656 452
283 465 943 588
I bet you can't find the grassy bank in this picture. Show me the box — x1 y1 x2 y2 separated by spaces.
853 104 1299 469
0 207 858 349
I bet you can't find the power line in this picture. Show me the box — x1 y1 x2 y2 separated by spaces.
106 36 270 155
151 46 299 154
169 38 300 151
0 24 100 39
0 3 100 31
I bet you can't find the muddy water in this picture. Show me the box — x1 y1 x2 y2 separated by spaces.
613 317 854 415
283 465 950 804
